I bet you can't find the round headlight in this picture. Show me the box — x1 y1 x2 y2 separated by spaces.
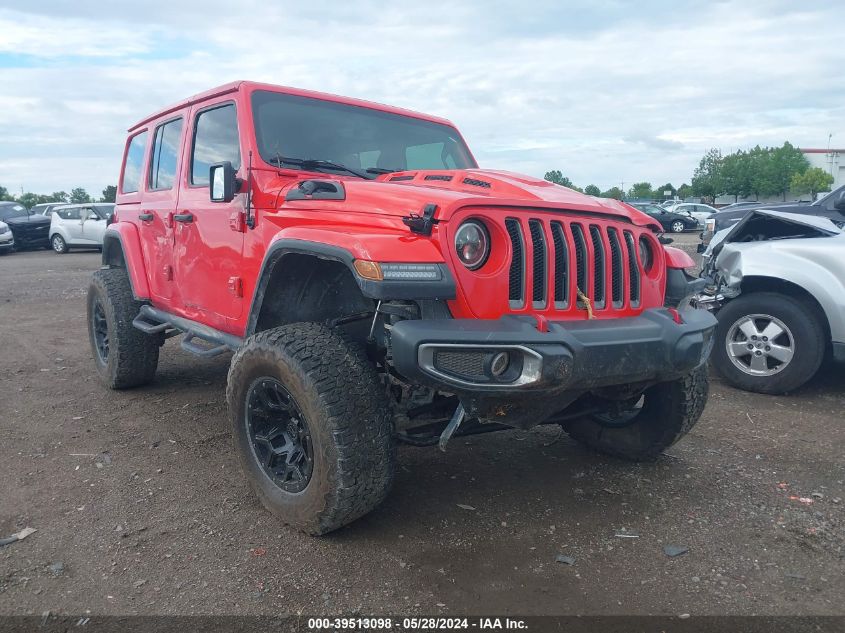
638 237 654 272
454 220 490 270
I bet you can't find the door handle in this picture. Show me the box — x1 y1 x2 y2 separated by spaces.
138 212 154 222
173 213 194 223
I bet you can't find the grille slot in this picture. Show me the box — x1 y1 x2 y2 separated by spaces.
424 174 452 181
624 231 641 305
571 224 588 306
433 350 487 381
608 228 624 307
550 221 568 307
589 225 606 308
463 177 492 188
528 220 547 306
505 218 525 305
389 175 415 181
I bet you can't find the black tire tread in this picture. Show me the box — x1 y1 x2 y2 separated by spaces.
564 366 709 461
88 268 159 389
226 323 394 535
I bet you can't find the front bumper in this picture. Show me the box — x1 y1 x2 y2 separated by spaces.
0 233 13 251
391 307 717 396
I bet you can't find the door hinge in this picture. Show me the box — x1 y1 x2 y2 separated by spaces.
227 276 243 297
229 210 246 233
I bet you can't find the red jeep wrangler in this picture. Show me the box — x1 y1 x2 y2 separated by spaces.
89 81 716 534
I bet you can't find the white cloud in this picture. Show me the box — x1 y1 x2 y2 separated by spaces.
0 1 843 195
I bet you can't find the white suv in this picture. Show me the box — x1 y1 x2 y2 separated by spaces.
49 204 114 254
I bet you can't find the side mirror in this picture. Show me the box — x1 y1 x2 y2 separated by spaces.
210 162 236 203
835 190 845 211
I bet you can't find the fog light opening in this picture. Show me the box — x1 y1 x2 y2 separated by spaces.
489 351 511 377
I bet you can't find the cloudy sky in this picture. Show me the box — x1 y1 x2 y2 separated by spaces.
1 1 843 197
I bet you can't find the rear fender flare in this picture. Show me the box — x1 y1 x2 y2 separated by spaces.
101 224 150 300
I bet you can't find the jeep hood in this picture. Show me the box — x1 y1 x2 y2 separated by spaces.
276 169 661 230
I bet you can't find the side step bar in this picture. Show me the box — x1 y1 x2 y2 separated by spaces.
132 305 243 358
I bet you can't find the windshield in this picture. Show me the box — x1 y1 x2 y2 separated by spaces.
251 90 476 176
0 204 28 220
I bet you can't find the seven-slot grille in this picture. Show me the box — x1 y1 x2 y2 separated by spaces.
504 217 642 313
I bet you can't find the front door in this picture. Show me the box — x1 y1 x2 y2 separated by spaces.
79 207 107 245
173 99 245 330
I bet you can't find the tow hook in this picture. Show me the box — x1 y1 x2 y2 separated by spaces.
438 403 466 452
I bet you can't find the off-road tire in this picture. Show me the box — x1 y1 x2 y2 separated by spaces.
87 268 159 389
711 292 825 394
563 366 708 461
226 323 394 535
52 234 69 254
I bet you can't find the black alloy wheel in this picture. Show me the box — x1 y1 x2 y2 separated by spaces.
245 378 314 493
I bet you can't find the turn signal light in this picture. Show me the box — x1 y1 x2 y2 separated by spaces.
353 260 383 281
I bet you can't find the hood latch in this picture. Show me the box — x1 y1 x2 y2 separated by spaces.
402 203 439 236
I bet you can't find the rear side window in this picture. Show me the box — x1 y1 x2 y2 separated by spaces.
122 131 148 194
57 208 82 220
149 118 183 191
191 104 240 185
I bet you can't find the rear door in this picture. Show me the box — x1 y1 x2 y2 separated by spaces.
61 207 84 243
138 115 186 304
172 99 245 329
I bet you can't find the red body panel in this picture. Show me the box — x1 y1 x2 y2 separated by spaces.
105 222 151 300
663 246 696 269
115 81 672 337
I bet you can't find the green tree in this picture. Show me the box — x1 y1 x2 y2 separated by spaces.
50 191 69 203
600 186 624 200
790 167 834 198
770 142 809 200
0 185 14 201
720 151 752 202
691 148 724 200
654 183 676 199
628 182 654 199
101 185 117 203
584 184 601 196
70 187 91 204
676 183 692 199
544 169 579 190
17 192 39 208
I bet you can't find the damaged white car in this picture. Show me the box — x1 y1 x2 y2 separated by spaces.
697 208 845 394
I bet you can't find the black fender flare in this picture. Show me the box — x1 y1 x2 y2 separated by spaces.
245 239 455 337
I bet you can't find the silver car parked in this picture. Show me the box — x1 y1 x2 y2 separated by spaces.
696 208 845 394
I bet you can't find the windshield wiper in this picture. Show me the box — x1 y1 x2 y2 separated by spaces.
268 156 371 180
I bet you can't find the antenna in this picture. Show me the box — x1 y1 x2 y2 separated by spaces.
245 150 255 230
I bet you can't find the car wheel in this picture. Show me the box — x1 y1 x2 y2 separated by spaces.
671 220 685 233
710 292 825 394
226 323 395 535
87 268 160 389
563 365 708 461
51 234 69 254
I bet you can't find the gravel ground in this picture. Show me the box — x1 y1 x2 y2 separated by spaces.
0 236 843 616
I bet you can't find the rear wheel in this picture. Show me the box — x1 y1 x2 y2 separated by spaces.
52 234 69 254
227 323 394 535
670 220 685 233
711 292 825 394
87 268 159 389
563 366 708 461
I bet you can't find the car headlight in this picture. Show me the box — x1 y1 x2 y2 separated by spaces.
638 236 654 272
454 220 490 270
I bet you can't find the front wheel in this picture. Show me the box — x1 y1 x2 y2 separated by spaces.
710 292 825 394
52 234 69 254
670 220 685 233
562 366 708 461
226 323 394 535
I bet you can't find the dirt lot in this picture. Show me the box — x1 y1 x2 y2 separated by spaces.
1 236 843 617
